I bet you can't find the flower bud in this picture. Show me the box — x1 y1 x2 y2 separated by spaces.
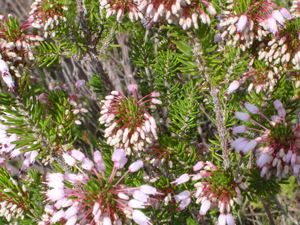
93 150 106 172
63 153 76 166
128 84 138 94
273 100 283 109
66 216 77 225
227 80 240 94
46 189 65 201
46 173 64 189
112 148 128 169
226 214 235 225
237 15 247 32
65 205 78 219
81 158 94 171
235 112 250 121
232 125 247 134
75 80 85 89
172 173 190 185
272 10 285 25
129 160 144 173
193 161 204 171
50 210 65 223
103 217 112 225
140 185 157 195
174 190 190 202
129 199 145 209
279 8 293 20
199 200 211 215
132 210 150 225
244 102 259 114
218 214 226 225
71 150 85 161
242 140 257 154
267 17 278 34
179 197 191 210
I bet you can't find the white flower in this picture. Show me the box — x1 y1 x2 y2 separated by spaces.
66 216 77 225
174 190 190 202
227 80 240 94
0 59 10 75
71 150 85 161
179 197 191 210
273 100 283 109
118 192 130 200
46 189 65 201
235 112 250 121
237 15 248 32
172 173 190 185
93 150 106 172
112 148 128 169
151 98 162 104
140 185 157 195
129 160 144 173
218 214 227 225
65 205 78 219
0 59 14 90
129 199 145 209
132 210 151 225
127 84 138 93
199 200 211 215
63 153 76 166
81 158 94 171
280 8 293 20
50 210 65 223
242 140 257 154
207 5 216 15
232 125 247 134
266 17 278 34
103 217 112 225
193 161 204 171
226 214 235 225
257 153 272 167
244 102 259 114
46 173 64 189
133 190 149 202
272 10 285 25
232 137 248 153
92 202 100 215
22 151 39 169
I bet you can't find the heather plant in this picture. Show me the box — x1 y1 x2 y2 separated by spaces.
0 0 299 224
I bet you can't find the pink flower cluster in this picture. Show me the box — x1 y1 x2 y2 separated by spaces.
99 90 161 153
291 0 300 18
173 161 244 225
258 18 300 71
226 66 280 95
29 0 67 38
42 148 160 225
100 0 216 29
233 101 300 179
0 59 14 91
0 14 43 88
0 115 39 171
0 118 18 163
0 199 24 222
218 0 292 50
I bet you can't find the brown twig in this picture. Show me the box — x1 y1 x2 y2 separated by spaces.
262 201 276 225
193 38 230 170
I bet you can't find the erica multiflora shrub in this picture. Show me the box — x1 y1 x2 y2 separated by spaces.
0 0 299 224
